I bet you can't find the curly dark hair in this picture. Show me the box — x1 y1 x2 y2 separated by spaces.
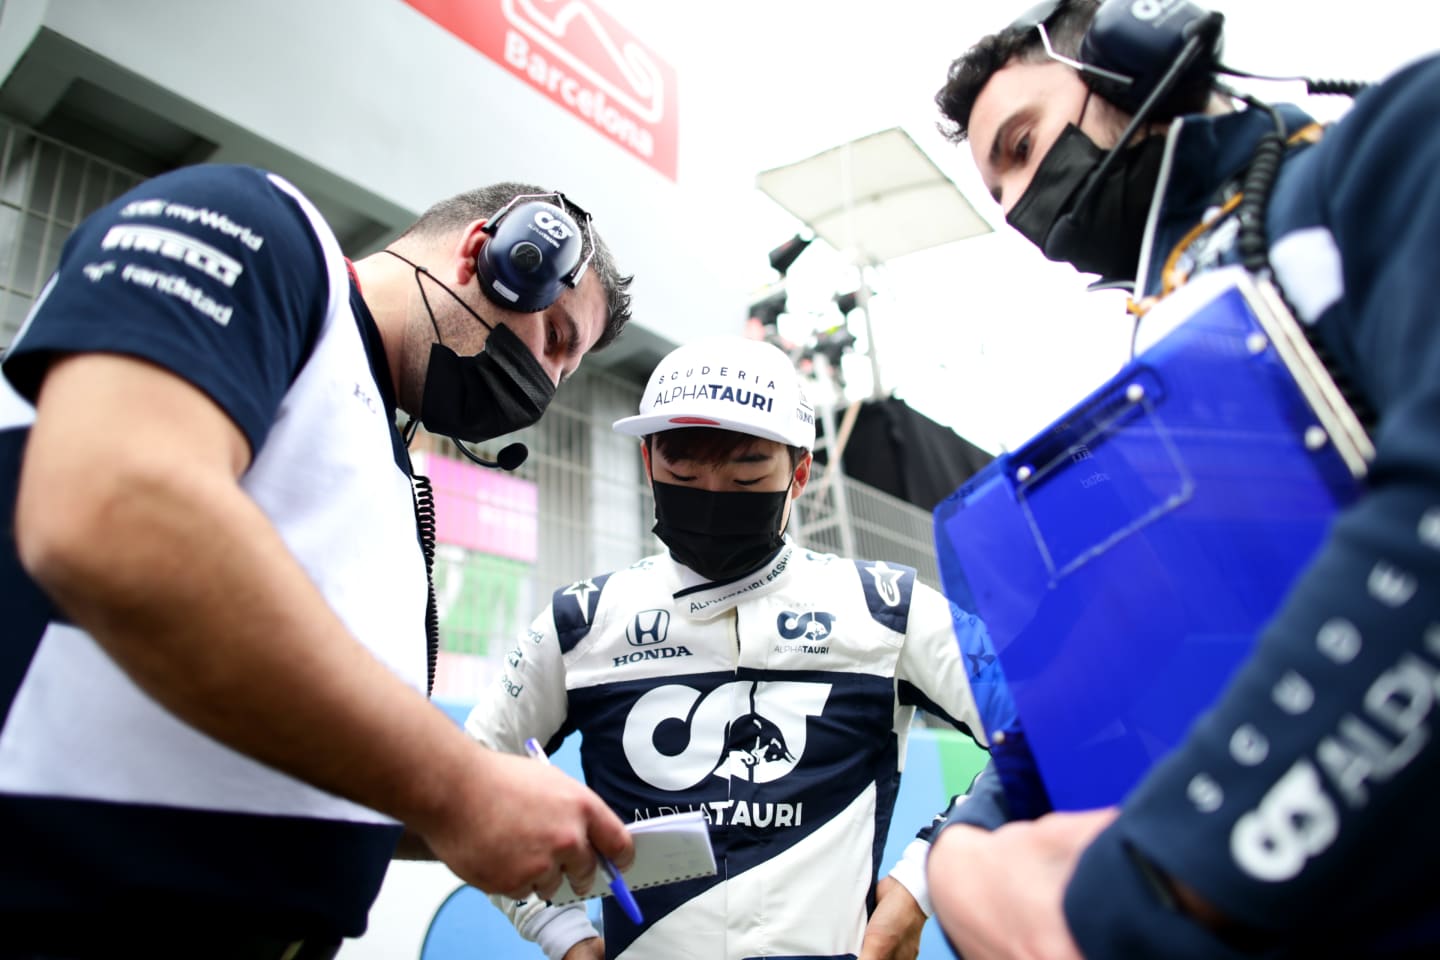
935 0 1100 143
396 181 633 352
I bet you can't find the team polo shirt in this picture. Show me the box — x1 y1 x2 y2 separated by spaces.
0 164 428 941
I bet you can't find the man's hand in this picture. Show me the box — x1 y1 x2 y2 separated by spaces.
561 937 605 960
413 746 634 902
927 808 1117 960
860 876 926 960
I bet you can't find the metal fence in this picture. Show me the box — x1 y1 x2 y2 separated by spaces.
794 463 942 589
0 117 144 345
0 116 946 701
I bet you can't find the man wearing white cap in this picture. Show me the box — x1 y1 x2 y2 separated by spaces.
465 336 1009 960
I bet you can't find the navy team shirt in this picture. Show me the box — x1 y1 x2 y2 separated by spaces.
0 164 409 943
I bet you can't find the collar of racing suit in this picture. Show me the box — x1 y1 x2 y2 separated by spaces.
668 543 797 622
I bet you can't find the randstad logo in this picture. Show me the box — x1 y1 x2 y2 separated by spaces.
627 609 670 646
622 680 831 790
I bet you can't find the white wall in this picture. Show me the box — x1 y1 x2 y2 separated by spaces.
0 0 751 369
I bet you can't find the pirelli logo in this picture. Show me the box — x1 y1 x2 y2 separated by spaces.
101 225 243 287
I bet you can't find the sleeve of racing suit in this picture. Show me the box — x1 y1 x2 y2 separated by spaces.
895 587 1006 746
888 587 1010 914
918 766 1014 924
934 763 1012 833
1064 53 1440 958
464 605 600 960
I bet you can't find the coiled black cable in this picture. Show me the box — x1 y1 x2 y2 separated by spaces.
1232 93 1377 432
412 473 440 697
1234 94 1287 275
1217 63 1371 100
1306 78 1370 97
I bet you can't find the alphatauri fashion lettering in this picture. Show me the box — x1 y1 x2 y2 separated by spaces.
465 544 1010 960
685 550 791 614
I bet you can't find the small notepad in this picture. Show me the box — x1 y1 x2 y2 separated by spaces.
548 810 716 906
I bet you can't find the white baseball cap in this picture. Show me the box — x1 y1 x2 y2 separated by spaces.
613 337 816 448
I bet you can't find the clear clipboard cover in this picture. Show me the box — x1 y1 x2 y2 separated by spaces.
933 267 1371 815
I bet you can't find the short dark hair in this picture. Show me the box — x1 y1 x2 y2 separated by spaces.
397 181 633 351
936 0 1099 143
646 427 806 474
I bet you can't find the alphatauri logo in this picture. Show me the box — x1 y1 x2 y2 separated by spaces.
533 208 574 242
777 610 836 642
622 680 830 790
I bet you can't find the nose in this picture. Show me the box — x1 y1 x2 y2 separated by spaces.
539 353 566 388
508 311 566 387
996 175 1028 217
690 474 730 493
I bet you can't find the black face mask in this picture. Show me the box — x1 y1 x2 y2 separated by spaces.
419 326 555 442
1006 124 1166 282
386 250 557 443
651 481 789 583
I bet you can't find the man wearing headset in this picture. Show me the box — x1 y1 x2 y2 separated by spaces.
924 1 1440 957
463 336 1012 960
0 164 635 958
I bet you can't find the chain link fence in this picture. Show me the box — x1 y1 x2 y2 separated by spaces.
794 462 942 589
0 117 144 346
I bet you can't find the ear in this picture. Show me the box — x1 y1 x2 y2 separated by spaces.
640 440 654 487
453 218 490 286
790 452 813 498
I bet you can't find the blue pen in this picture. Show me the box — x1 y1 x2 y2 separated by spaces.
523 738 644 924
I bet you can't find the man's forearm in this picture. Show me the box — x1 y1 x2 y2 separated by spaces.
1065 481 1440 955
17 359 474 834
24 466 476 831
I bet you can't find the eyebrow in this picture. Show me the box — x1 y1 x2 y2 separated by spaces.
662 449 774 470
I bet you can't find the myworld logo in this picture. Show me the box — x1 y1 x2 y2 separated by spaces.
403 0 679 180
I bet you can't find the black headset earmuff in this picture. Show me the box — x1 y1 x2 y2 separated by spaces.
1078 0 1224 118
1015 0 1224 120
475 193 592 314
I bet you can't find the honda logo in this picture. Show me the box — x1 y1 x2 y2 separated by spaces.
628 609 670 646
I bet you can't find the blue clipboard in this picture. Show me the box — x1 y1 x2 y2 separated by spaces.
933 267 1372 815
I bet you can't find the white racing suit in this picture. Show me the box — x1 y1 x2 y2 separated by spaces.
466 544 1001 960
